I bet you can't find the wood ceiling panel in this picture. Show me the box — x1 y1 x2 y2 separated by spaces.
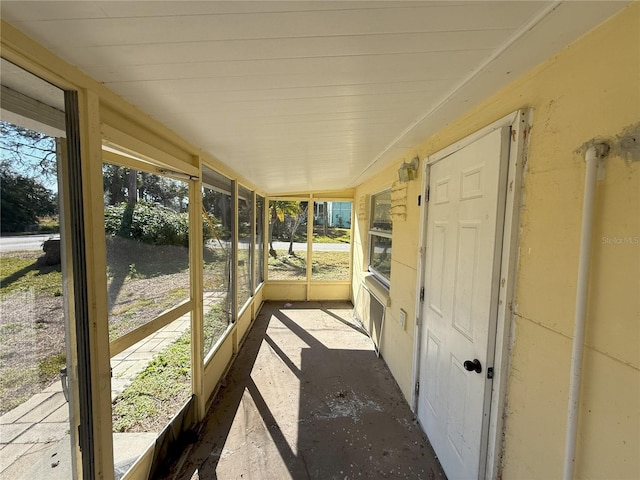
84 45 503 83
36 29 509 67
0 1 108 21
126 87 442 108
0 1 473 22
97 1 460 19
13 3 543 46
112 81 448 105
143 101 422 122
182 121 406 141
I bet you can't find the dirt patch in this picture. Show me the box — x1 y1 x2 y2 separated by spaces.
106 236 191 339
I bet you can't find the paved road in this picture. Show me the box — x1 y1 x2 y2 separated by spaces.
0 234 59 253
1 236 350 253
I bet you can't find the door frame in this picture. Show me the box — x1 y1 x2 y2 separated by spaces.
411 109 531 479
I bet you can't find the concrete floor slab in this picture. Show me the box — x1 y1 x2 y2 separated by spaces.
42 404 70 423
127 351 158 361
17 435 72 480
0 392 55 424
141 337 165 351
17 392 66 423
0 442 51 479
166 302 445 480
43 381 64 393
0 443 33 474
0 424 31 445
11 422 67 444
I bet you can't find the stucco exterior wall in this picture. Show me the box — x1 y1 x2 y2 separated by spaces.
352 3 639 478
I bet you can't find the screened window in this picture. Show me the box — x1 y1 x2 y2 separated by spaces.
237 185 253 311
267 200 308 280
368 190 392 287
102 165 190 340
103 163 193 438
311 201 351 280
202 166 233 357
255 195 265 288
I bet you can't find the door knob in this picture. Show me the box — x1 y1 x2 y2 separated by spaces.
463 359 482 374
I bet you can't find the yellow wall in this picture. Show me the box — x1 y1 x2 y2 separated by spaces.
352 3 639 478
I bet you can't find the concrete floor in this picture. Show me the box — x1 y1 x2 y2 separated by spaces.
166 301 445 480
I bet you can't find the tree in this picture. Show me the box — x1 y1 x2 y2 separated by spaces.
287 203 307 256
203 189 231 237
0 121 57 179
140 173 188 211
322 201 329 235
269 201 308 257
102 164 128 205
0 170 57 232
102 166 189 212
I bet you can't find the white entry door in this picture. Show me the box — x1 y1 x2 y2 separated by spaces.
417 127 510 480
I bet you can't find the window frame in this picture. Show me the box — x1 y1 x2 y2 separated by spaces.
201 165 235 361
368 188 393 289
236 183 254 314
311 199 353 281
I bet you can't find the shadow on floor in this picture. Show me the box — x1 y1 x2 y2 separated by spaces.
163 301 445 480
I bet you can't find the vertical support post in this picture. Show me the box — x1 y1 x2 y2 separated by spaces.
251 191 257 295
263 195 268 287
72 89 114 479
189 160 205 421
231 181 239 353
306 195 314 300
57 137 83 479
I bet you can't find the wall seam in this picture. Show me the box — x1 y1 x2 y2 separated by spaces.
515 313 639 370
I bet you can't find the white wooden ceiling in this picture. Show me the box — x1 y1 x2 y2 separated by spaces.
1 1 628 193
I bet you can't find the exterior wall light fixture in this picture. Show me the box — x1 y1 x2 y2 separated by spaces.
398 156 419 183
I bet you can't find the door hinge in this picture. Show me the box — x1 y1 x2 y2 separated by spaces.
415 381 420 396
418 194 421 206
419 287 425 302
426 186 430 202
487 367 494 379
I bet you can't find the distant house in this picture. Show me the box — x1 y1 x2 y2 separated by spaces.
314 201 352 228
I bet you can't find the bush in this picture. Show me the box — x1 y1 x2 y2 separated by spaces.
0 171 57 233
104 202 189 247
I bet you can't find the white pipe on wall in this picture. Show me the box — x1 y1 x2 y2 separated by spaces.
563 142 609 480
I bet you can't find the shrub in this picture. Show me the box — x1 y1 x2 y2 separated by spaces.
104 202 189 247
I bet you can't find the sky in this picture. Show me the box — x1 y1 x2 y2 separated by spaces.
0 119 59 192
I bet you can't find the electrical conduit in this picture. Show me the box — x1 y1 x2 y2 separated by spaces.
563 142 610 480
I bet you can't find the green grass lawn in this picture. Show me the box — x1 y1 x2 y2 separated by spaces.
112 301 231 433
311 227 351 243
0 254 62 296
0 252 65 414
268 250 350 281
311 250 350 280
112 332 191 432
